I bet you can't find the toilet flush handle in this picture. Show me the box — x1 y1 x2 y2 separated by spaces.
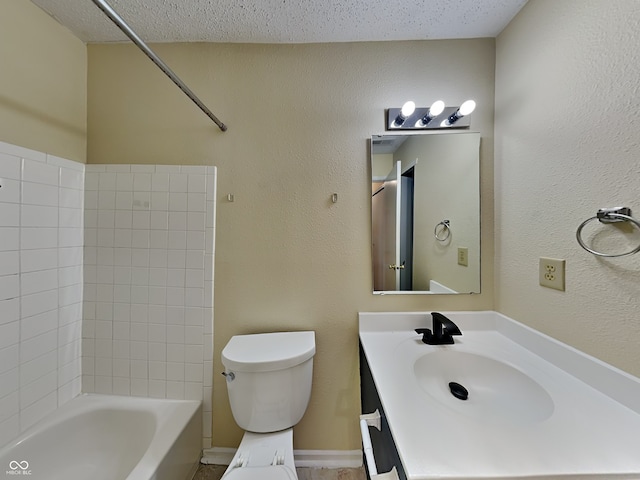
222 371 235 382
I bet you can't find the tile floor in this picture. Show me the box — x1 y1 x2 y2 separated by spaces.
193 464 366 480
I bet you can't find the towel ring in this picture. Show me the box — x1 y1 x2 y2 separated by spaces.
434 220 451 242
576 207 640 257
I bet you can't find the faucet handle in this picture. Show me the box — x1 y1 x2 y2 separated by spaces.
415 328 434 344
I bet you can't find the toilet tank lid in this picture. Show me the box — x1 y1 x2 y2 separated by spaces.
222 331 316 372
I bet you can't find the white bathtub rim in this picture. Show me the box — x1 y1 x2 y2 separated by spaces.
0 393 202 480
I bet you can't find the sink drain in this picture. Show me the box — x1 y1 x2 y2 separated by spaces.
449 382 469 400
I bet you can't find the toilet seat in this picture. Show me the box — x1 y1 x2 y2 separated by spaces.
224 465 297 480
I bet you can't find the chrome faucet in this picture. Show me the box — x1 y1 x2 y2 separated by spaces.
415 312 462 345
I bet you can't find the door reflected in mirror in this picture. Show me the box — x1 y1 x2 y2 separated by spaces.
371 132 480 294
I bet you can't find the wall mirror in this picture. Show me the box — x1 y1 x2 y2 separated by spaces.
371 132 480 294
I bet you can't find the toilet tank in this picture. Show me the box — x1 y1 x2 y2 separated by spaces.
221 331 315 433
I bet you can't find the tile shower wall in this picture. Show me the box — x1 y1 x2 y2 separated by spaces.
0 141 84 447
82 164 215 447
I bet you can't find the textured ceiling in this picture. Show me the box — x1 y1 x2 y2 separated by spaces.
30 0 527 44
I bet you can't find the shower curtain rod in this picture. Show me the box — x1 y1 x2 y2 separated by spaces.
91 0 227 132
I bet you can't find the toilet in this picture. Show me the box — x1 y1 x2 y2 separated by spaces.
221 331 316 480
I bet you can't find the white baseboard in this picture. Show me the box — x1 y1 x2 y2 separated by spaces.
202 447 362 468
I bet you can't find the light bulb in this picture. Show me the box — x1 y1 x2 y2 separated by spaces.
401 101 416 117
459 100 476 116
393 101 416 127
429 100 445 117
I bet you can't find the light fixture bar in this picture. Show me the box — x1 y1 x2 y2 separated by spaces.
386 104 474 130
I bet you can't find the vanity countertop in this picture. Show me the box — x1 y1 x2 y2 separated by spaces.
359 311 640 480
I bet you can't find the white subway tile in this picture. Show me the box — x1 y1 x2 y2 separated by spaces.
59 187 83 209
112 358 130 376
148 286 166 305
169 174 188 193
150 192 169 211
131 165 155 173
58 321 81 348
21 268 58 296
130 304 148 323
0 251 19 277
185 326 204 345
0 344 19 375
166 381 184 400
167 362 184 381
59 207 83 228
98 190 116 210
58 339 81 367
167 231 187 250
0 275 19 301
59 247 83 268
21 310 57 341
185 364 203 382
148 306 166 324
131 358 148 377
19 391 57 432
21 289 57 318
185 344 203 364
149 342 166 362
113 248 131 266
0 391 19 423
187 174 207 193
21 227 58 250
20 350 56 386
0 153 22 179
59 265 83 288
97 210 115 229
116 173 134 191
57 377 81 405
114 210 133 229
98 172 116 191
113 322 130 341
94 376 113 394
0 178 20 204
105 165 131 173
149 231 168 249
169 192 188 212
59 167 84 190
130 286 149 304
133 173 152 192
149 380 166 398
168 211 187 231
57 358 81 390
20 370 57 409
22 159 58 186
21 248 57 272
20 330 58 365
166 343 184 362
0 202 19 227
59 303 82 327
22 181 58 206
187 193 206 212
112 377 130 396
166 325 185 344
59 284 83 307
21 205 58 228
130 379 148 397
151 173 169 192
95 357 112 376
0 367 19 399
187 212 206 231
0 227 19 253
115 191 133 210
155 165 180 174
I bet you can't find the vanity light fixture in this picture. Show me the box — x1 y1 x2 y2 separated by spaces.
442 100 476 126
393 101 416 127
415 100 445 127
386 99 476 130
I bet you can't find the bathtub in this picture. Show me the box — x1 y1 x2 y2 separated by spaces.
0 394 202 480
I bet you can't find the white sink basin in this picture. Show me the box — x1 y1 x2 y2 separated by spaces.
359 311 640 479
413 350 555 425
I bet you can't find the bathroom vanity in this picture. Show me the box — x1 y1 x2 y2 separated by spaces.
359 311 640 480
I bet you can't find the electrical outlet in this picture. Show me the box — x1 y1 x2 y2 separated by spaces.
458 247 468 267
539 257 565 291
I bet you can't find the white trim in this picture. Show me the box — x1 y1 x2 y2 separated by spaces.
201 447 362 468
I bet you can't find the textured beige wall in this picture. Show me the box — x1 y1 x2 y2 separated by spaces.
87 39 496 450
495 0 640 377
0 0 86 163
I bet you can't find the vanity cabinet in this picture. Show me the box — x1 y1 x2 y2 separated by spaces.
359 342 407 480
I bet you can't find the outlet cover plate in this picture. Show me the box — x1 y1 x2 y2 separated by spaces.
539 257 565 291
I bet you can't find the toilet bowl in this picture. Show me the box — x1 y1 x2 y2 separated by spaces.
221 331 316 480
